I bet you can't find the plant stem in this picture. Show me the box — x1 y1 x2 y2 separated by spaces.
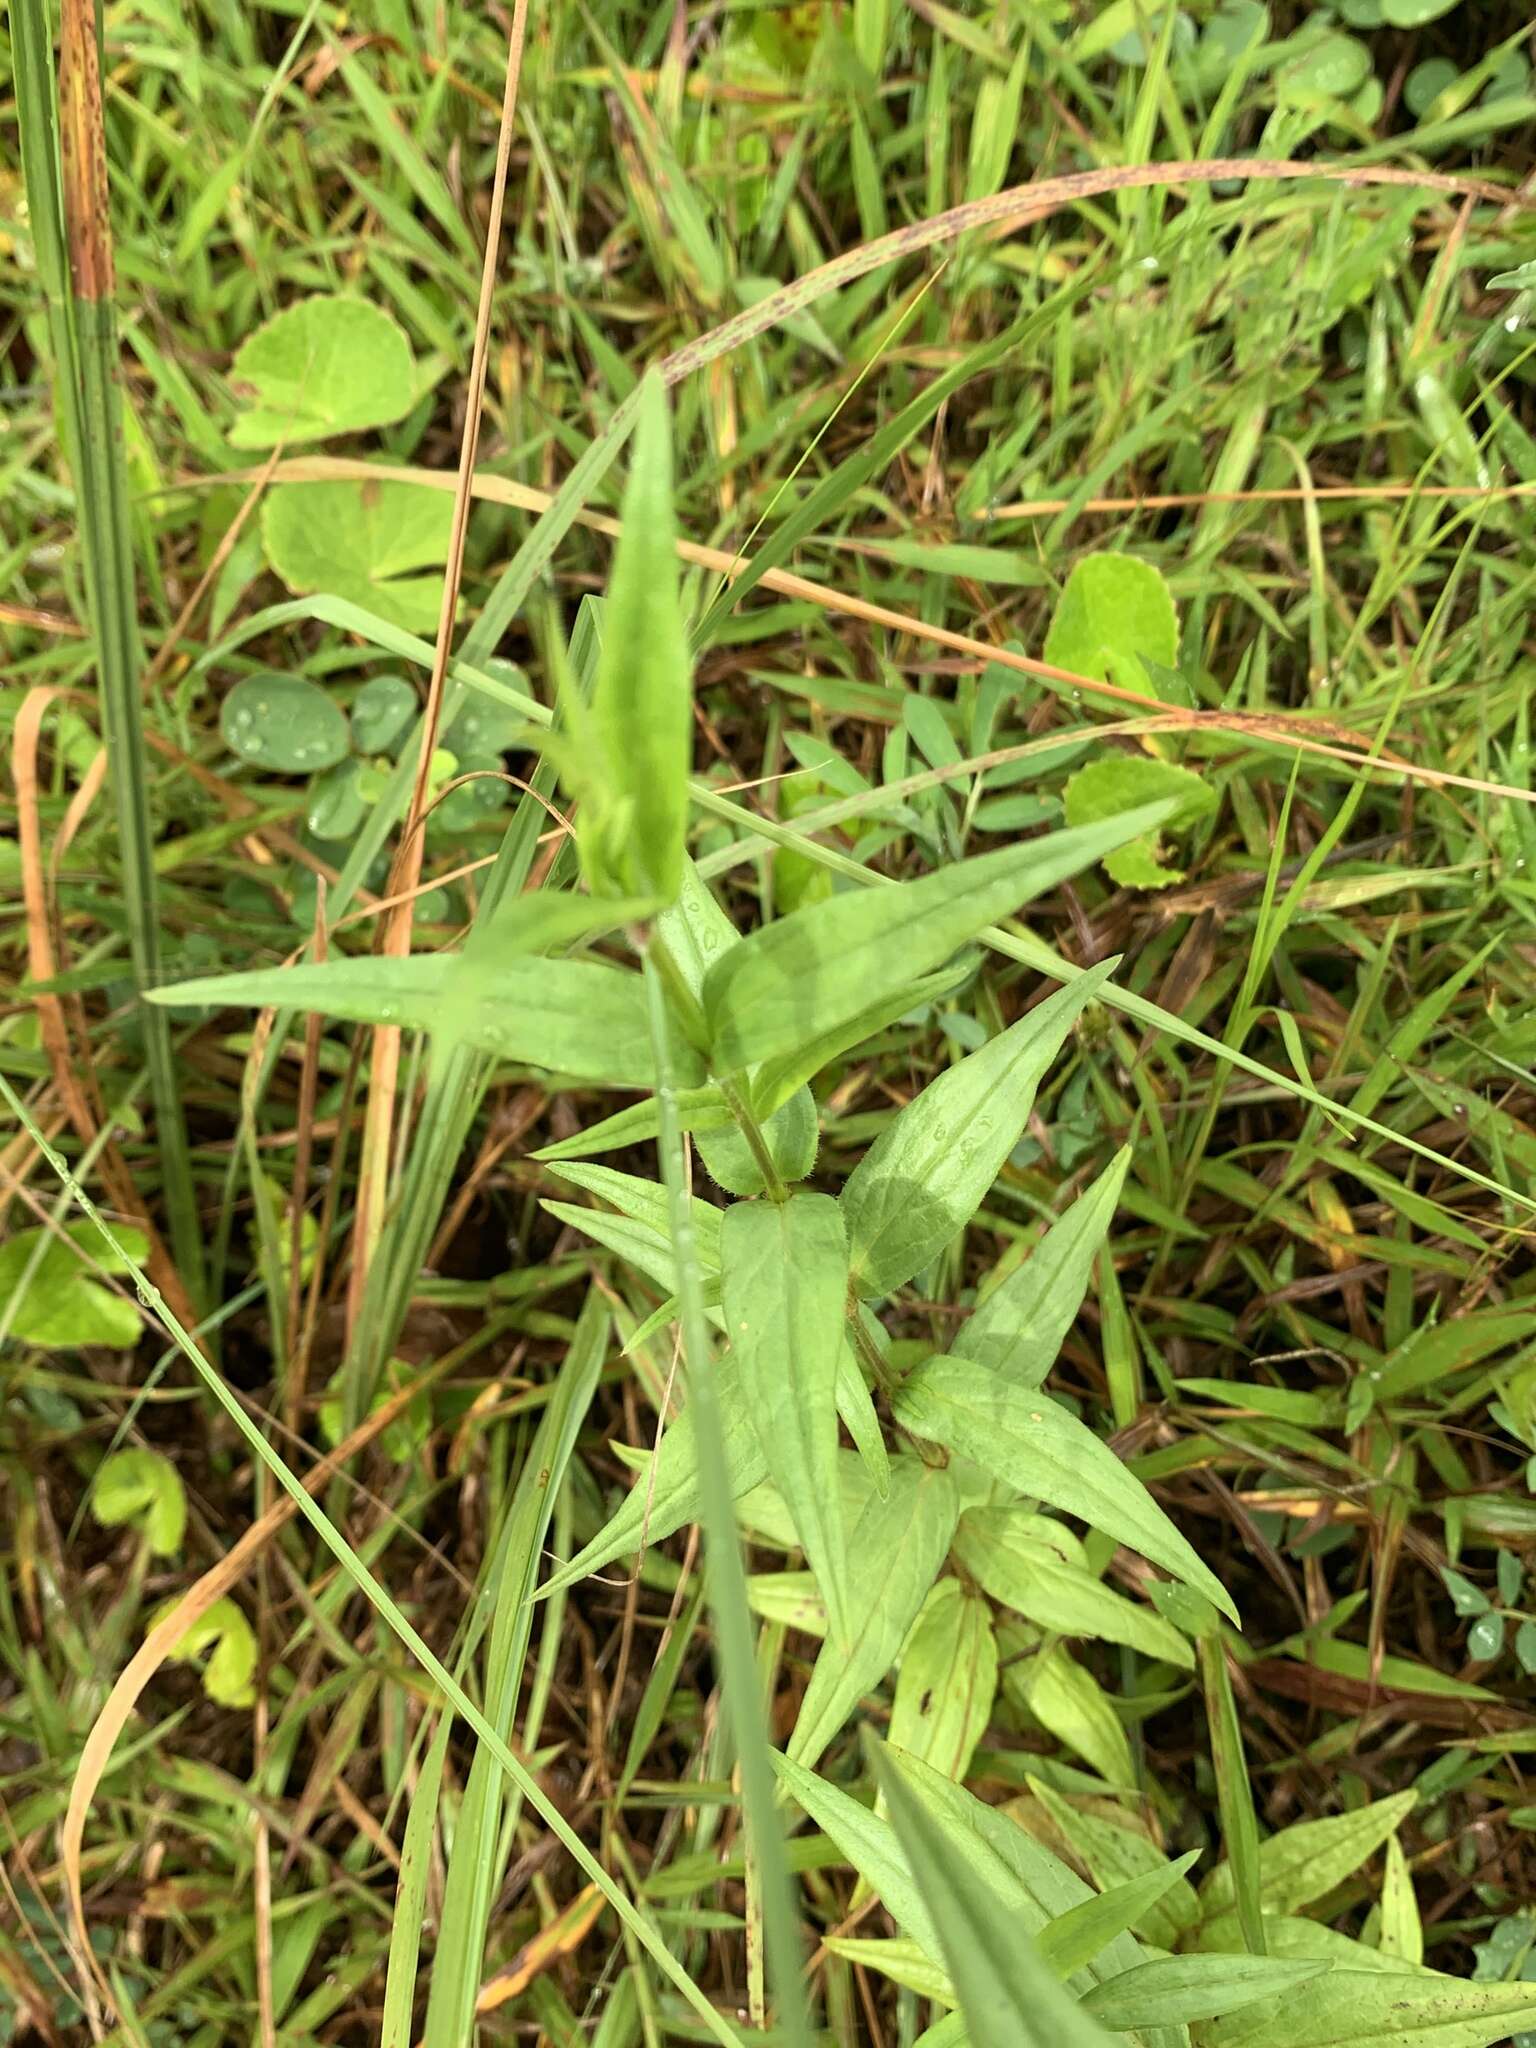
641 950 810 2048
35 0 204 1304
647 930 789 1201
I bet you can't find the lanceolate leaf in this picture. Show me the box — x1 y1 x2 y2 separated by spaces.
962 1149 1130 1384
892 1355 1237 1621
1197 1791 1416 1928
841 964 1115 1299
703 805 1176 1073
540 1353 768 1598
721 1193 852 1645
545 1163 723 1269
151 953 671 1090
1082 1956 1328 2030
953 1505 1194 1666
771 1752 943 1959
888 1578 998 1782
1037 1854 1203 1977
788 1459 959 1767
1011 1637 1134 1786
587 372 690 903
865 1748 1158 2005
1189 1971 1536 2048
1027 1776 1202 1950
867 1738 1118 2048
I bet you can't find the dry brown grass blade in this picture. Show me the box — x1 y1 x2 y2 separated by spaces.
470 1885 607 2017
12 687 198 1330
60 1355 460 2014
347 0 531 1339
252 454 1536 813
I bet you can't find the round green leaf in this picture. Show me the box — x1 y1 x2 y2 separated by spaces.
1382 0 1459 23
263 478 453 633
1203 1 1269 61
1338 0 1383 22
1485 53 1530 104
1278 31 1371 102
1042 552 1179 698
1405 57 1459 116
429 755 510 837
1468 1611 1506 1662
1109 8 1196 65
228 296 416 449
1063 755 1216 890
220 673 350 774
1441 1566 1490 1615
350 674 418 755
1516 1620 1536 1676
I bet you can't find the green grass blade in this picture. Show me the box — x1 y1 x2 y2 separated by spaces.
12 1080 741 2048
422 1293 607 2048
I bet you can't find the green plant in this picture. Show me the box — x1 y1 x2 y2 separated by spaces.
12 2 1536 2038
91 1448 186 1556
149 378 1536 2046
0 1222 149 1349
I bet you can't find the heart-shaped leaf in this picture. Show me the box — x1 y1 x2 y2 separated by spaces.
148 1595 258 1706
0 1221 149 1349
229 296 416 449
91 1448 187 1555
263 477 453 632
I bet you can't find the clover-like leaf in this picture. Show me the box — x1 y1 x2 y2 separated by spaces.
229 297 417 449
1277 30 1371 102
263 477 453 632
1063 755 1216 889
349 674 418 755
0 1221 149 1349
220 673 351 774
92 1448 187 1556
